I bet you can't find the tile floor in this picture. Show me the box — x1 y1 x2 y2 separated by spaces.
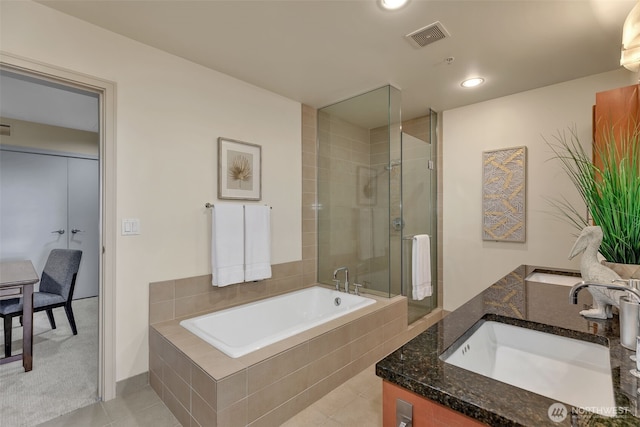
36 363 383 427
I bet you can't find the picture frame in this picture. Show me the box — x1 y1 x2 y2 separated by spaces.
357 166 376 206
218 137 262 200
482 146 526 242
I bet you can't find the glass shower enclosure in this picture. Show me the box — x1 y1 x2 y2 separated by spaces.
317 86 437 322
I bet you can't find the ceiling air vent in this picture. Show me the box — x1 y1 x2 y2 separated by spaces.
405 21 449 48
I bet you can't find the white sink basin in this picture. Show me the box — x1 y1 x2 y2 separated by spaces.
525 271 582 287
441 320 616 416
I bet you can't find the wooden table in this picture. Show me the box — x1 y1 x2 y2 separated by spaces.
0 260 39 372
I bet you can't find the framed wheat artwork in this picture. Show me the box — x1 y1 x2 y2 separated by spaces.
218 137 262 200
482 146 526 242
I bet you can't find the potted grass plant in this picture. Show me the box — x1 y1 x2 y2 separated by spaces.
546 124 640 276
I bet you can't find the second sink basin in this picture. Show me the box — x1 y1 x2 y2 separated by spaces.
440 320 616 416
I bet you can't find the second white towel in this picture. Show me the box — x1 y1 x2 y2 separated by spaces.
244 205 272 281
412 234 432 300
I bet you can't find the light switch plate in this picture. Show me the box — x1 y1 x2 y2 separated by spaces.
122 218 141 235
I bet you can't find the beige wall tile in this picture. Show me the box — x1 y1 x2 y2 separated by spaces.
248 391 311 427
163 365 191 414
217 371 247 411
149 350 163 383
163 343 192 384
149 301 174 325
217 398 247 427
350 330 382 361
175 274 212 298
302 271 317 286
302 150 316 167
149 280 175 303
248 343 309 394
307 345 351 386
162 385 194 427
149 370 163 400
271 261 303 278
192 390 217 427
269 274 304 295
308 326 350 359
248 366 309 423
302 231 317 248
192 364 217 405
236 280 268 302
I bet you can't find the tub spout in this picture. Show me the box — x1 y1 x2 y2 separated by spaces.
333 267 349 293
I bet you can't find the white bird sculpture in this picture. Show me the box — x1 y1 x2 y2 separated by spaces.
568 225 624 319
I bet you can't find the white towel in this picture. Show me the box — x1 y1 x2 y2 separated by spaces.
244 205 272 281
211 204 245 286
412 234 432 300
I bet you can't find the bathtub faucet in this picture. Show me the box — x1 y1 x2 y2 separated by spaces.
333 267 349 293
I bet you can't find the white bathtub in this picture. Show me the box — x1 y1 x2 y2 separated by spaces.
180 286 376 358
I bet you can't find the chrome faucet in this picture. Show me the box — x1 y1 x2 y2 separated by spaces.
568 281 640 305
569 281 640 350
333 266 349 293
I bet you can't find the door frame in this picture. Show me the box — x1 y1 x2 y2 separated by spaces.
1 51 117 401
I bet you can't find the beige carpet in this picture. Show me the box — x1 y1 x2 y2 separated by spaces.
0 297 98 427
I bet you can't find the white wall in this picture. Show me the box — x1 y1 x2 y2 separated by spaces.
0 1 301 380
442 69 638 311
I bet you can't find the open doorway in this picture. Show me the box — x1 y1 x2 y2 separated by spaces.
0 56 116 425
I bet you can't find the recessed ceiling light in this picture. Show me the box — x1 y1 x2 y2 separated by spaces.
461 78 485 88
380 0 408 10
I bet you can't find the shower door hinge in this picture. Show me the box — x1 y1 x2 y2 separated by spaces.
427 160 434 170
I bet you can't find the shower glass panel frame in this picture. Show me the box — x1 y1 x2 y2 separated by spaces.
317 85 401 298
401 108 438 323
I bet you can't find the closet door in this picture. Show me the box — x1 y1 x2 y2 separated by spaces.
0 150 99 299
68 157 99 299
0 150 68 276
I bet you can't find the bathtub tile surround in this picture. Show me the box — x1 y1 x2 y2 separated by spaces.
149 265 416 426
149 261 303 325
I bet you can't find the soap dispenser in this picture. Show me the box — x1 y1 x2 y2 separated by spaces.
618 279 640 350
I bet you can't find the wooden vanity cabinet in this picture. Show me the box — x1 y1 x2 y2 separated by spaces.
382 380 488 426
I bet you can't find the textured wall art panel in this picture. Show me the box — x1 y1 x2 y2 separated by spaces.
482 146 526 242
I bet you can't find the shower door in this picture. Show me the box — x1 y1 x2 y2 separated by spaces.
401 113 437 322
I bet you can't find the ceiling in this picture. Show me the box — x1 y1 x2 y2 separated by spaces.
2 0 638 131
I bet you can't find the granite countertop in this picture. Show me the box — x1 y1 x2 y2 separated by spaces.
376 265 640 426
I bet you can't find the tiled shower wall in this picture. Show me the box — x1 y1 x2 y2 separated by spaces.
317 110 373 285
315 108 441 302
